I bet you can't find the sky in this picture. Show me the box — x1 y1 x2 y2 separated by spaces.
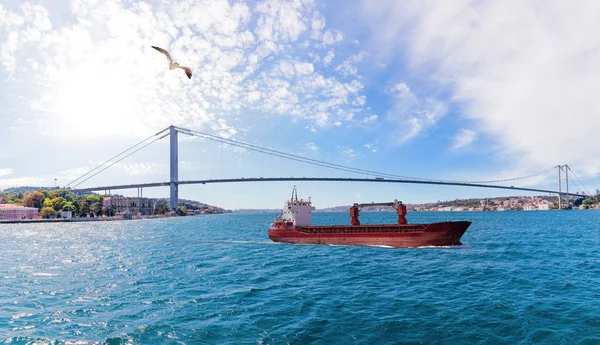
1 0 600 209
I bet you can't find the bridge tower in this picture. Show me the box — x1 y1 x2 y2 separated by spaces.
169 125 178 211
557 164 570 210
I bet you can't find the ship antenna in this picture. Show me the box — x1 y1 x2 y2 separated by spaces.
292 185 298 202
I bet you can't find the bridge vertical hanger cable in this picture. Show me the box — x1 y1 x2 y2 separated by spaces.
221 144 223 179
174 126 441 181
65 127 171 188
174 126 559 186
66 126 581 194
183 130 416 180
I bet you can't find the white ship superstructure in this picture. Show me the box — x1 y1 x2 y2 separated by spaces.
278 187 315 227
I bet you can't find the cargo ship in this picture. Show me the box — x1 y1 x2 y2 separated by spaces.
268 188 471 248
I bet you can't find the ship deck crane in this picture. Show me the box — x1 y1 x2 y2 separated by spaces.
350 201 407 226
353 202 398 209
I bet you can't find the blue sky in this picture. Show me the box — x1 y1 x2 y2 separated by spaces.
1 0 600 209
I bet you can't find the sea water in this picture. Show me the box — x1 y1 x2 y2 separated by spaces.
1 210 600 344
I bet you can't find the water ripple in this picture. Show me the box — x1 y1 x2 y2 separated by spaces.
1 211 600 344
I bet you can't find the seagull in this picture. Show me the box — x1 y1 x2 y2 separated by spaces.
151 46 192 79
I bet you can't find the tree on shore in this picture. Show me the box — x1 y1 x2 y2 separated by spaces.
176 205 188 216
1 188 228 218
22 191 45 209
80 198 92 217
62 203 76 214
41 207 56 219
154 200 170 215
94 197 103 217
52 197 67 212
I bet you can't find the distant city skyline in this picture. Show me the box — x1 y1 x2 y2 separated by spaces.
2 0 600 208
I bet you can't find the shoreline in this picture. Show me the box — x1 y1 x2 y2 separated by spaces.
0 214 176 224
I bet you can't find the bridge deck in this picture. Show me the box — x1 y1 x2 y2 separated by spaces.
69 177 586 197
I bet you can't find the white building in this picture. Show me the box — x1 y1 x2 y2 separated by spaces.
538 203 553 210
59 211 73 219
103 197 155 216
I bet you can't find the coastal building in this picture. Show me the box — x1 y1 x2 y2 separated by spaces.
538 203 552 210
0 204 39 220
103 197 155 216
59 211 73 219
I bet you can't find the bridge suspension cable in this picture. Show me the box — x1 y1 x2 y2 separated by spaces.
175 126 559 187
175 126 429 181
451 167 556 185
566 166 591 195
65 127 170 189
65 125 578 191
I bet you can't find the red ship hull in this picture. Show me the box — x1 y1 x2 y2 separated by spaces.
268 221 471 248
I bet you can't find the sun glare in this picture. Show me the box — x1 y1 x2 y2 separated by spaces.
52 61 147 138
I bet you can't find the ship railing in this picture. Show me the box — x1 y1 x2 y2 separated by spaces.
296 224 428 234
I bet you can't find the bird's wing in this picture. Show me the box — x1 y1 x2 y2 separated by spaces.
176 65 193 79
151 46 173 63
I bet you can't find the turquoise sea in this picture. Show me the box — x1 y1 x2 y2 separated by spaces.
1 210 600 344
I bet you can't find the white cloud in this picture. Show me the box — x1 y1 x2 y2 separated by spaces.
212 118 238 138
0 168 13 177
247 91 262 102
311 12 326 39
386 82 447 143
0 175 46 190
360 0 600 175
323 50 335 65
294 62 314 75
255 0 310 42
451 129 477 150
58 161 163 184
335 51 366 77
352 95 366 106
0 0 368 141
364 143 377 153
58 166 92 180
339 147 357 158
392 83 411 96
314 112 328 127
304 142 319 151
180 160 203 170
362 114 378 123
244 70 364 128
322 29 343 45
112 162 163 176
305 125 317 133
278 60 296 78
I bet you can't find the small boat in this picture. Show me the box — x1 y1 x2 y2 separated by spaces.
268 188 471 248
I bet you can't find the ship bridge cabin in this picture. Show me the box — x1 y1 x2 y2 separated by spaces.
281 187 315 226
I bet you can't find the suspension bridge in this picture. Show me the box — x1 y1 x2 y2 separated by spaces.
65 126 589 210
